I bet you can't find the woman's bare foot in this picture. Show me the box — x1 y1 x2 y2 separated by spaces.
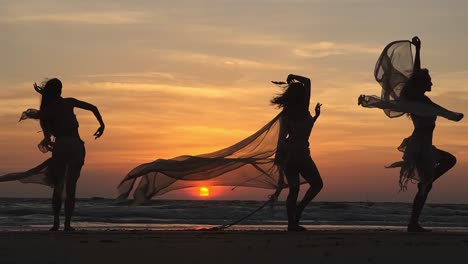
407 223 431 233
287 224 307 232
64 226 76 232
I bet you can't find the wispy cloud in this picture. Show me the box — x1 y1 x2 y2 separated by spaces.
5 11 144 25
79 81 228 98
216 35 290 47
216 34 381 59
293 42 381 58
157 50 296 70
81 72 176 80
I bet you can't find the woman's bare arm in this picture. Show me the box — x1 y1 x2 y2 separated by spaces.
424 97 464 121
358 95 463 121
287 74 311 107
68 98 105 138
412 36 421 71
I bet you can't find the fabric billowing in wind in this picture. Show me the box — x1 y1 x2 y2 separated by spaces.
0 159 53 186
118 113 290 204
359 40 414 117
358 40 462 190
0 108 54 186
358 40 424 190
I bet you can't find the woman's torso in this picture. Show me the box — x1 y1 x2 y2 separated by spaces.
284 110 314 150
410 111 436 146
47 98 80 138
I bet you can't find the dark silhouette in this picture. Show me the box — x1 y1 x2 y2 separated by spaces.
401 37 462 232
272 74 323 231
33 78 105 231
359 37 463 232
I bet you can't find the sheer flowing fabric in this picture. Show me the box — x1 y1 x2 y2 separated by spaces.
358 40 423 189
358 40 459 190
118 113 292 203
0 159 53 186
359 40 413 117
0 108 54 186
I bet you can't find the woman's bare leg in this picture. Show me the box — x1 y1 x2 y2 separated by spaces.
50 159 66 231
64 163 82 232
295 158 323 225
50 183 63 231
286 181 300 231
434 150 456 181
408 150 456 232
408 182 432 232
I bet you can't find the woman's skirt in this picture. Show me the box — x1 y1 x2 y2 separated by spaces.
388 136 442 190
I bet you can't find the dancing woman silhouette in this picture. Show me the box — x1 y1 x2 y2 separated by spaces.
38 79 105 231
272 74 323 231
1 78 105 231
358 37 463 232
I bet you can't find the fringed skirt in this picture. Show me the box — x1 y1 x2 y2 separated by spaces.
388 136 443 190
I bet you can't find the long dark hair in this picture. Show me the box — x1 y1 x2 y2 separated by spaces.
271 82 308 119
37 78 62 134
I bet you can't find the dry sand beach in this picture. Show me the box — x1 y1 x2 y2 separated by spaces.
1 230 467 264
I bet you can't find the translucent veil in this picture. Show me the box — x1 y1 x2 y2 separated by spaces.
1 109 292 202
118 113 290 204
357 40 462 190
0 159 52 186
358 40 414 117
0 109 54 186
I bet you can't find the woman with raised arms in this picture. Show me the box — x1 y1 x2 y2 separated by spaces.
0 78 105 231
358 37 463 232
272 74 323 231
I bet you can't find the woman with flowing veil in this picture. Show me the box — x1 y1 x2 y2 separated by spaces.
0 78 105 231
118 74 323 231
358 37 463 232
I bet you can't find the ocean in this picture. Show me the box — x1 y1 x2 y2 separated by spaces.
1 198 468 231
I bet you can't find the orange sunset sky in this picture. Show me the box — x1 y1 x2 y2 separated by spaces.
1 0 468 202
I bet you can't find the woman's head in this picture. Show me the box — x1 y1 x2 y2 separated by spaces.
271 82 308 110
38 78 62 108
401 69 432 100
41 78 62 99
37 78 63 136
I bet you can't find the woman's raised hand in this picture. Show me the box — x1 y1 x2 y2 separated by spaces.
33 82 42 94
94 125 105 139
315 102 322 116
412 36 421 49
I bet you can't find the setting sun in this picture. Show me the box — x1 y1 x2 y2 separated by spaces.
199 187 210 197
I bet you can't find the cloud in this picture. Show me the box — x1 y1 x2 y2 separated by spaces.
214 33 381 58
80 72 176 80
213 34 381 60
81 81 229 98
156 50 296 70
216 35 290 47
4 11 144 25
293 42 381 58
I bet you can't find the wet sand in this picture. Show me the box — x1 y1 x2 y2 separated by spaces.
1 230 468 263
